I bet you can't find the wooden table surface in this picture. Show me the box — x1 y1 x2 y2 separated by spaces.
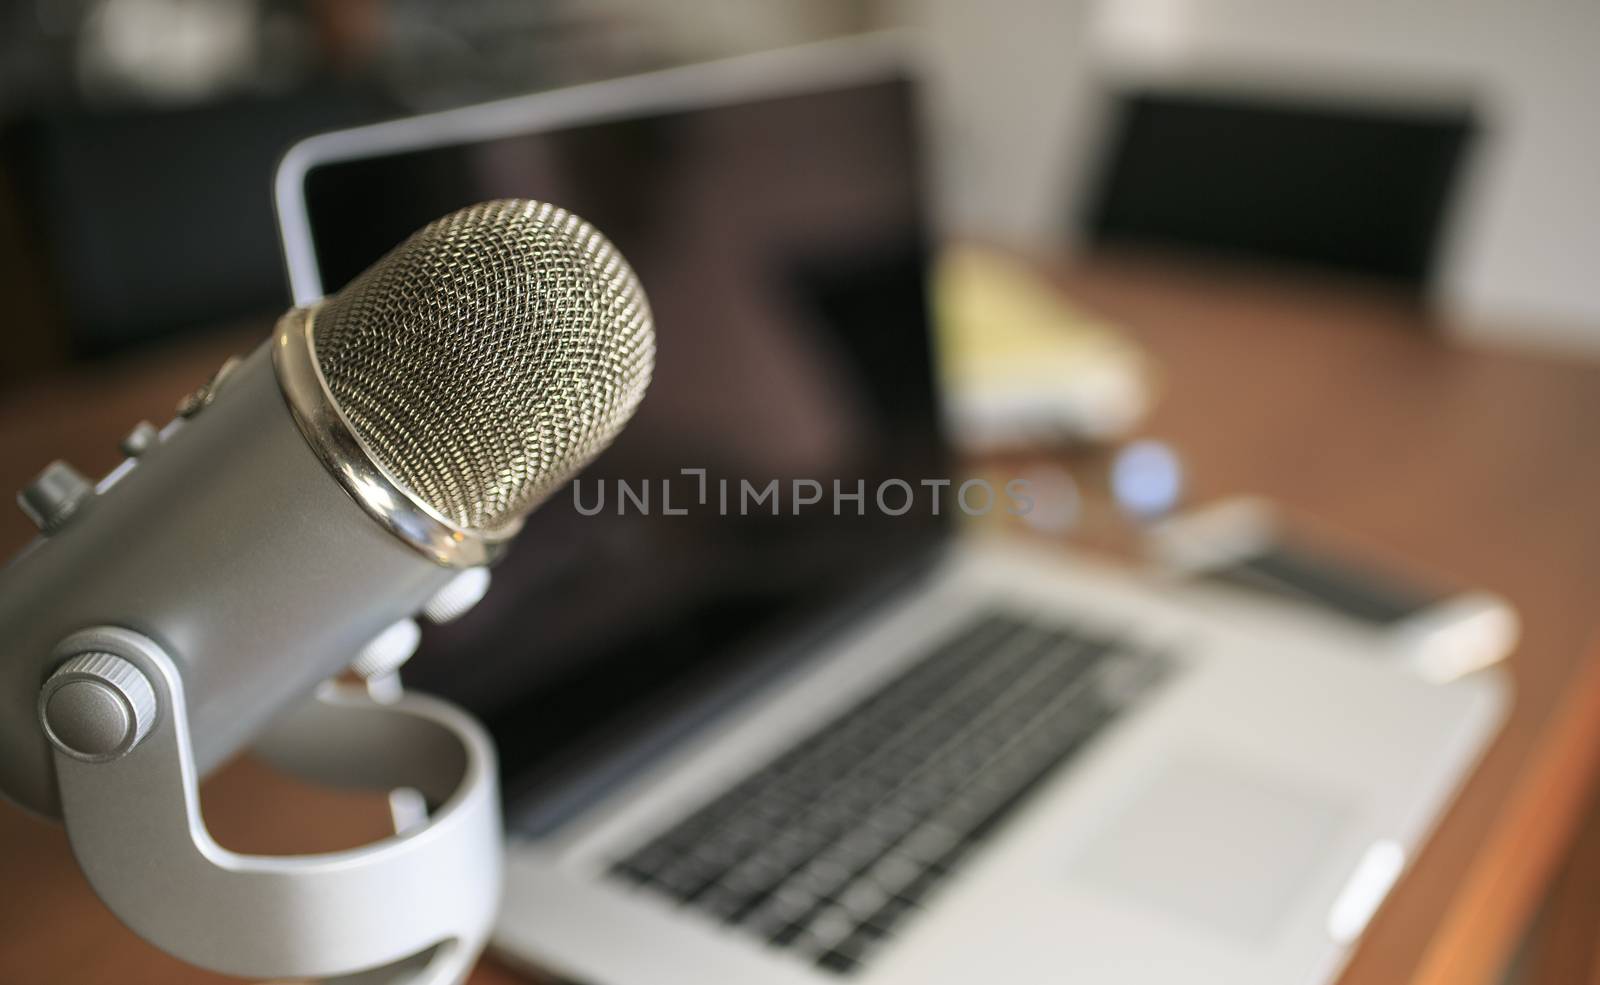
2 254 1598 985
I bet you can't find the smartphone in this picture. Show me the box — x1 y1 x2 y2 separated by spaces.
1147 498 1518 683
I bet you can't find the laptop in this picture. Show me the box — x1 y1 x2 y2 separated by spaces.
275 34 1507 985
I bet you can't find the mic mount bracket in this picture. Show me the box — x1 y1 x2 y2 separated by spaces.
44 625 502 984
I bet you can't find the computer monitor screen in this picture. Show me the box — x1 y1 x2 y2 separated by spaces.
298 75 946 805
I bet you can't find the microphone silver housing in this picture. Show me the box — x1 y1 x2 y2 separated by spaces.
0 199 654 818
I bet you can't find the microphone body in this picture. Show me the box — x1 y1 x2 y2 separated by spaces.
0 199 652 980
0 341 456 818
2 197 653 830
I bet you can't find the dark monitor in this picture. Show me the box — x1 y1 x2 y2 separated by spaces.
1085 88 1478 286
297 75 946 807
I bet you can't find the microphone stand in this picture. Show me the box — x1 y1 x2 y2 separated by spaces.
45 625 501 984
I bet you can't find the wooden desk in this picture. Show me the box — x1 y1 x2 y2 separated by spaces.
2 256 1598 985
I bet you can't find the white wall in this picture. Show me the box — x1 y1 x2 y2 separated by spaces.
891 0 1105 247
907 0 1600 354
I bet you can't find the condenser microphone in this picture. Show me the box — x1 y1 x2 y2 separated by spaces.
0 199 654 981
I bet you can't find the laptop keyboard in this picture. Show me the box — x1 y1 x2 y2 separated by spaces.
610 610 1171 976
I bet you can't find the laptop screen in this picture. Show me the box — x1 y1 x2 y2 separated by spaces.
296 73 948 804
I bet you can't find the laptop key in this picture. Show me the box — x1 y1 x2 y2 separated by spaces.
815 949 861 975
817 927 889 975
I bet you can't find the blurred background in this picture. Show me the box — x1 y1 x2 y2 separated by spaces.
1 0 1597 377
1 3 1598 985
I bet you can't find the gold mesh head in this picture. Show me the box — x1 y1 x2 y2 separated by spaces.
310 199 654 532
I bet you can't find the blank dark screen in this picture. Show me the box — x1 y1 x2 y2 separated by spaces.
301 78 946 801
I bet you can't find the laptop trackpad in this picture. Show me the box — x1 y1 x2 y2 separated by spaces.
1066 758 1350 942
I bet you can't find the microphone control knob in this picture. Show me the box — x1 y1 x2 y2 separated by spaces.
422 568 492 623
176 354 243 418
39 652 158 762
119 420 160 458
350 618 422 681
18 461 92 534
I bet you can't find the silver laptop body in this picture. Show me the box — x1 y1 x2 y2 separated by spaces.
276 35 1506 985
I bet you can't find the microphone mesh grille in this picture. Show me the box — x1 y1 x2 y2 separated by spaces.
310 199 654 532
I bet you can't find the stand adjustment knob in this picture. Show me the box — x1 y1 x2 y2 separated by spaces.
39 652 159 762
